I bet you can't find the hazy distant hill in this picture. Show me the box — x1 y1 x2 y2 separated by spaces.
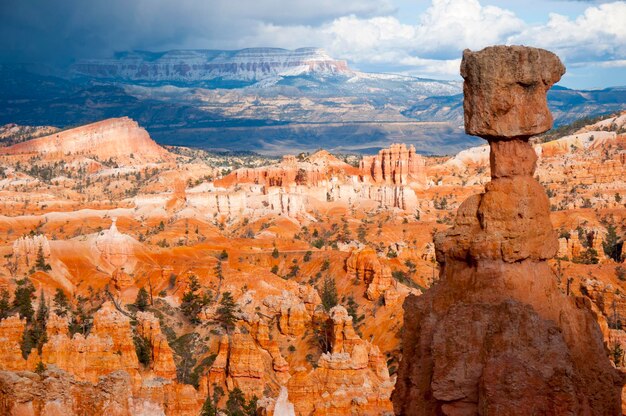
70 47 460 97
403 85 626 126
0 48 623 155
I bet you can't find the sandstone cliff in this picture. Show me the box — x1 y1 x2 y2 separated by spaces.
0 302 203 416
346 246 393 301
287 306 393 415
0 117 172 164
360 143 426 185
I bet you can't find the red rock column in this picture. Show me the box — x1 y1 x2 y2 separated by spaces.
392 46 624 416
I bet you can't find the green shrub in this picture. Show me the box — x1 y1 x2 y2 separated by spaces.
134 287 150 312
572 248 599 265
133 335 152 367
320 276 338 312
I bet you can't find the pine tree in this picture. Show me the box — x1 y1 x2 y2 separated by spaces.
216 292 238 332
69 295 93 336
244 395 258 416
53 288 69 317
345 295 364 330
223 387 257 415
201 384 224 416
35 289 48 324
13 278 35 322
181 275 211 324
20 327 34 359
35 360 46 374
134 287 150 312
320 276 338 312
200 398 217 416
0 288 10 320
603 222 623 262
215 262 223 299
35 244 50 271
32 289 49 353
133 334 152 367
225 387 246 416
272 247 279 258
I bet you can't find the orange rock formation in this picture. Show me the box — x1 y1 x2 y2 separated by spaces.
360 143 426 185
393 45 624 415
0 117 172 164
136 311 178 379
287 306 393 415
0 82 622 415
346 246 393 301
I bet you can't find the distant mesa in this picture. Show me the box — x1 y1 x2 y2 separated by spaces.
71 47 351 83
0 117 172 164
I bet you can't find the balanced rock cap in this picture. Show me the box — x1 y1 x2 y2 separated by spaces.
461 45 565 139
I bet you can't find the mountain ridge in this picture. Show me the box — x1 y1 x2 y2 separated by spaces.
0 47 623 155
72 47 351 84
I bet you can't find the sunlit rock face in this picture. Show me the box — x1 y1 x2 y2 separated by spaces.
360 143 426 185
94 218 139 273
286 305 393 415
460 45 565 139
12 234 51 271
0 117 172 164
392 45 624 416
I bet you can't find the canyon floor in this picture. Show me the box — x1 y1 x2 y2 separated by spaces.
0 112 624 415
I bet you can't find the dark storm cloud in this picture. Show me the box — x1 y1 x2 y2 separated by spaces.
0 0 394 63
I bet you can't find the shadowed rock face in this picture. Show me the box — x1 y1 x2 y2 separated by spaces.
392 45 623 416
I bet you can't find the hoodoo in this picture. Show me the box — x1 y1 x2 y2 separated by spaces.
392 45 624 415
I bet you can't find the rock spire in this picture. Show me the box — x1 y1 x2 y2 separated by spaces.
392 45 623 415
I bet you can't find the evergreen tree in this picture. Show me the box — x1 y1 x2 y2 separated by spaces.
13 278 35 322
216 292 238 332
134 287 150 312
272 247 279 259
573 247 600 264
603 222 624 262
35 244 51 271
53 288 70 317
181 275 211 324
35 360 46 374
200 398 217 416
311 316 332 353
613 343 624 366
20 327 34 359
345 295 364 330
201 384 224 416
244 395 258 416
35 290 48 324
215 262 224 290
320 276 338 312
69 295 93 336
0 288 10 320
133 334 152 366
219 249 229 260
225 387 257 416
32 289 49 353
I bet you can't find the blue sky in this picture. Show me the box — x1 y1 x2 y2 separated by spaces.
0 0 624 89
